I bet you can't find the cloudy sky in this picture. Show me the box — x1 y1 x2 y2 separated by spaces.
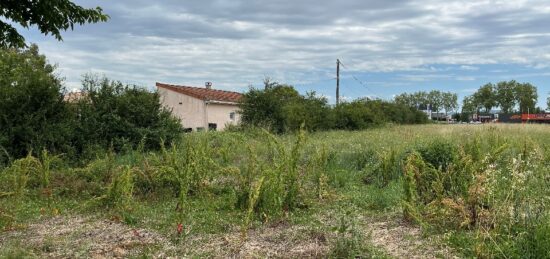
16 0 550 107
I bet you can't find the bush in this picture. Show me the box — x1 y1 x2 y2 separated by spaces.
0 45 72 163
70 75 182 155
416 139 458 171
239 85 428 133
363 149 403 188
0 46 183 163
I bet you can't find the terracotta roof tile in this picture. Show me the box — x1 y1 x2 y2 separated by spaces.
156 82 242 103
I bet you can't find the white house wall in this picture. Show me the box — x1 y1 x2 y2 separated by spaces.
158 87 241 131
206 103 241 131
158 87 206 130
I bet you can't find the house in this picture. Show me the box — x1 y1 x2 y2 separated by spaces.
156 82 242 131
63 91 87 102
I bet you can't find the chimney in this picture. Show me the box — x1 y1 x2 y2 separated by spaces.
205 82 212 89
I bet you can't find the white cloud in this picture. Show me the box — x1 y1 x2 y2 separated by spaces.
17 0 550 92
459 65 479 71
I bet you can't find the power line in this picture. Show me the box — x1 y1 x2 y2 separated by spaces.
338 59 381 99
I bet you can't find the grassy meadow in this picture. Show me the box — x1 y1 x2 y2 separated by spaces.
1 124 549 258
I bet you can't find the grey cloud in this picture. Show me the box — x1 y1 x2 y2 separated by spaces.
24 0 550 92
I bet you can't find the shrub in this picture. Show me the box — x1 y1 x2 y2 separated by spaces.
239 84 301 133
0 46 182 164
416 139 458 171
402 134 550 257
70 75 182 155
363 149 403 188
239 84 428 133
0 45 72 162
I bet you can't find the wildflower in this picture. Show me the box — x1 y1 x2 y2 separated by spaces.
177 223 183 234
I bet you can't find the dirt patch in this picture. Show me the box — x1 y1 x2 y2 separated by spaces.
0 215 175 258
366 218 457 259
1 216 331 258
186 222 330 258
0 213 456 258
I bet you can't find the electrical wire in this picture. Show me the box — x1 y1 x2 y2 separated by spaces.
338 59 382 99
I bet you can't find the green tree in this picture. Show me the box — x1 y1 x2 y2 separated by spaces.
462 95 479 113
413 91 429 110
72 75 182 153
441 92 458 116
461 95 481 122
474 83 496 113
0 44 71 162
394 91 431 110
239 84 301 133
515 83 538 114
427 90 443 112
547 94 550 111
333 99 383 130
495 80 518 113
394 93 415 108
0 0 109 48
283 91 332 131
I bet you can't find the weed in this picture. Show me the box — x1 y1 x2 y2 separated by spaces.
329 209 389 258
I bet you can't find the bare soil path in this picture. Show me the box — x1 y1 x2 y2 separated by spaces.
0 214 456 258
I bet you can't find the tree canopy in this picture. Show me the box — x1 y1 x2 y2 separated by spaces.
464 81 539 114
394 90 458 114
239 84 428 133
0 0 109 48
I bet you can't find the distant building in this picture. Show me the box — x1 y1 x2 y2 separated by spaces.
156 82 242 131
63 91 87 102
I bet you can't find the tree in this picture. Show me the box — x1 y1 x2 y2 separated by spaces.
495 81 518 113
394 91 432 110
239 84 301 133
547 94 550 111
441 92 458 116
262 76 279 90
427 90 443 112
394 93 415 108
283 91 332 131
72 75 182 153
515 83 538 114
474 83 497 113
462 95 479 113
413 91 429 110
0 0 109 48
0 44 71 162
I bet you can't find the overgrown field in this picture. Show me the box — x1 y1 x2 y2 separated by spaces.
1 124 549 258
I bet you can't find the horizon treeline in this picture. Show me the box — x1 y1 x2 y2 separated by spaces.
238 82 429 133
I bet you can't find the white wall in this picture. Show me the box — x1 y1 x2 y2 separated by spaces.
158 87 206 130
206 103 241 131
158 87 241 131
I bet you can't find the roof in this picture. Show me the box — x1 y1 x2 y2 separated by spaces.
156 82 242 103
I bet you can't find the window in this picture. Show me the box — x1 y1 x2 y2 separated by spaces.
208 123 217 131
183 128 193 133
229 112 235 120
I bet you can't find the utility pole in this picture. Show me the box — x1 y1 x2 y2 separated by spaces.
336 59 340 106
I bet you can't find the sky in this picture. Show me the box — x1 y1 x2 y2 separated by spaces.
12 0 550 107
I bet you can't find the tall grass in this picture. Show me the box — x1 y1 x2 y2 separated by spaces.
399 128 550 257
2 124 550 257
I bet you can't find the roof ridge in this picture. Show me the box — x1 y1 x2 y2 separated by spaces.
156 82 241 94
156 82 242 103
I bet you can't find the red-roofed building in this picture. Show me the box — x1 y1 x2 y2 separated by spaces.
156 82 242 131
